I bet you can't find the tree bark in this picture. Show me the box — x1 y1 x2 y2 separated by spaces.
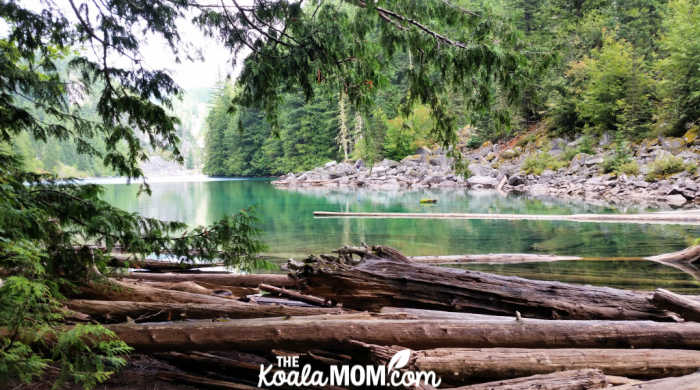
156 371 258 390
119 272 296 288
443 369 607 390
80 278 237 304
359 344 700 382
652 288 700 322
105 317 700 353
66 299 347 322
609 372 700 389
258 283 329 306
293 246 674 321
110 253 224 271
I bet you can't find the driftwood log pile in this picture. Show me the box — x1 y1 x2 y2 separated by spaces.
53 245 700 389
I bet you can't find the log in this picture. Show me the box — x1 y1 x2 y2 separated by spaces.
293 246 674 321
110 253 224 271
652 288 700 322
66 300 347 322
120 272 296 288
610 371 700 389
105 317 700 353
359 344 700 381
409 253 582 265
443 369 608 390
80 278 236 304
156 371 257 390
313 210 700 225
646 245 700 280
142 281 217 295
258 283 329 306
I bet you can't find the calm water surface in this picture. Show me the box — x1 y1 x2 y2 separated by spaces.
101 178 700 292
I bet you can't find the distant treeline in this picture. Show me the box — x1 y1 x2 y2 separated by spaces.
204 0 699 177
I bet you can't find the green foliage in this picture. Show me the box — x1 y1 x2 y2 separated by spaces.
522 152 567 175
0 1 265 388
655 0 700 135
645 153 688 181
383 105 434 161
600 138 635 175
575 34 655 138
52 325 131 390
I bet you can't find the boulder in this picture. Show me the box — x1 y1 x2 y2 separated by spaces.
467 176 499 188
324 161 337 168
661 137 685 153
354 159 365 169
667 194 688 207
508 174 525 186
415 146 431 156
469 163 497 177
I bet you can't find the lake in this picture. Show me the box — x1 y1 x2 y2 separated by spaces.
101 177 700 292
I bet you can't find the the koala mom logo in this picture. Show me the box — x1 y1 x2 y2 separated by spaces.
258 349 441 388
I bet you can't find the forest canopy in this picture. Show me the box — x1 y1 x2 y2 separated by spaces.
203 0 700 176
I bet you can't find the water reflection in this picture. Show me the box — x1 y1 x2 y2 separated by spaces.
100 178 700 291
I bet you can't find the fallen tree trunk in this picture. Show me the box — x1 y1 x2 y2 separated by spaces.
292 246 674 321
359 344 700 381
80 278 237 304
610 371 700 389
120 272 296 288
66 300 347 322
110 253 224 271
646 246 700 281
312 210 700 225
443 369 608 390
105 317 700 353
258 283 329 306
409 253 582 265
156 371 257 390
652 288 700 322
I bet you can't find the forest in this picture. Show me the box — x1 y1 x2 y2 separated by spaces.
204 0 699 176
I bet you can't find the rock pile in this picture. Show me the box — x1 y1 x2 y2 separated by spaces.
273 133 700 209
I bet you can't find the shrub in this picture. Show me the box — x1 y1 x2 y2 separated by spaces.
600 138 635 175
522 153 567 175
645 154 687 181
576 33 655 139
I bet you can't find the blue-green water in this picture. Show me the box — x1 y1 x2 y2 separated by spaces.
101 178 700 292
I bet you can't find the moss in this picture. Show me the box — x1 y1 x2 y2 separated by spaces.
684 127 698 144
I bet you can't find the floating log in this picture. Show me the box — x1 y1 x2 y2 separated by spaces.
119 272 296 288
258 283 329 307
645 245 700 280
609 371 700 389
652 288 700 322
313 210 700 225
409 253 582 265
105 317 700 353
359 344 700 381
443 369 607 390
66 300 346 323
293 246 674 320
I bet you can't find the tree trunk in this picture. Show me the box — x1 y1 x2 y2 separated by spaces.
80 278 236 304
66 300 347 323
120 272 296 288
443 369 607 390
652 288 700 322
609 372 700 389
409 253 581 265
293 246 674 321
359 344 700 382
141 281 258 298
646 246 700 281
105 317 700 353
156 371 258 390
110 253 224 271
258 283 329 306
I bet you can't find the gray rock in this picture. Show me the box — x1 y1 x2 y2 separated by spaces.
667 194 688 207
415 146 431 156
599 132 613 147
467 176 499 188
508 175 525 186
469 163 497 177
585 157 604 166
354 159 365 169
324 161 337 168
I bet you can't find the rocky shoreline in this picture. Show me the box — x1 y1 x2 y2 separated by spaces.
272 133 700 209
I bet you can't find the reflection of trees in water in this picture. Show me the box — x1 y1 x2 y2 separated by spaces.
101 180 700 261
